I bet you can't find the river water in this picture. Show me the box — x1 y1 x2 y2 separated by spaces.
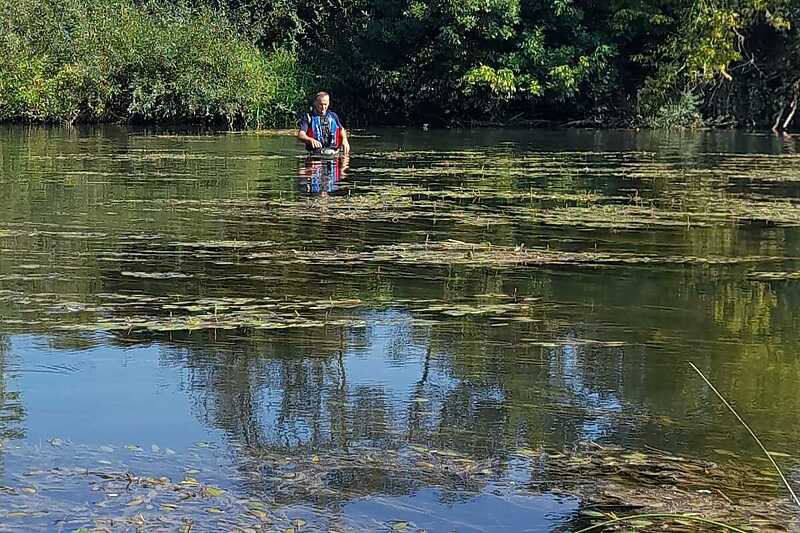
0 125 799 531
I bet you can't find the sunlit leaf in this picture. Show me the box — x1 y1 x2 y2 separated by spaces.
204 486 225 497
246 500 266 511
712 449 738 457
249 510 268 521
766 451 791 458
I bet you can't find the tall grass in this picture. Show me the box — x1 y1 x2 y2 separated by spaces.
689 362 800 509
0 0 306 127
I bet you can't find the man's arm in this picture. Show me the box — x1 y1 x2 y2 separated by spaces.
297 129 322 149
339 127 350 155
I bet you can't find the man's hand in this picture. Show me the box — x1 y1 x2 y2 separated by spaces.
297 130 322 150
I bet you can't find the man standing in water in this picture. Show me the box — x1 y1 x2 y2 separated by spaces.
297 92 351 156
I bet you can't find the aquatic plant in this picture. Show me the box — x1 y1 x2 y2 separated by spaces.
574 513 749 533
689 362 800 509
0 438 796 531
2 134 800 531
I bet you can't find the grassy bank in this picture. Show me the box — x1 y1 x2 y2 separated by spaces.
0 0 306 127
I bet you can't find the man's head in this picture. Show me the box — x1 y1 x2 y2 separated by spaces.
312 92 330 115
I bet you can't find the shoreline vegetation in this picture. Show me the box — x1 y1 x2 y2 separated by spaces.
1 0 799 130
0 0 304 128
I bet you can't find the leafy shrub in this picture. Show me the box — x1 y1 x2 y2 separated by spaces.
0 0 306 126
3 0 799 128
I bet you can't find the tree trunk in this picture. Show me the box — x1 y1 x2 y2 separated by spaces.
782 98 798 131
773 102 786 132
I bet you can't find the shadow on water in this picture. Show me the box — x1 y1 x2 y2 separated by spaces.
1 125 799 530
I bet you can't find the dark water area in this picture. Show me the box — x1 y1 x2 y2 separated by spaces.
1 125 800 531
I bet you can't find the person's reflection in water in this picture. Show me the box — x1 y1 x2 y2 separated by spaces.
298 156 349 196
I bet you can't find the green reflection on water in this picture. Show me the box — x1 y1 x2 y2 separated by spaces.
1 125 800 529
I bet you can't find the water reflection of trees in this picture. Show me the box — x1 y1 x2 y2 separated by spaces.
0 334 26 443
3 126 800 499
2 249 795 462
3 249 799 467
120 253 800 466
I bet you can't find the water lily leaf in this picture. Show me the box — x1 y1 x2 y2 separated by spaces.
390 521 409 531
206 507 224 514
245 500 266 511
712 449 738 457
766 451 791 457
127 497 145 506
621 452 648 463
121 271 191 279
249 510 268 521
204 486 224 497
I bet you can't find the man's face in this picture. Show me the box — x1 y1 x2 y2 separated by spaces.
313 95 330 115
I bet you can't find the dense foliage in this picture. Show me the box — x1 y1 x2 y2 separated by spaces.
1 0 799 128
0 0 304 126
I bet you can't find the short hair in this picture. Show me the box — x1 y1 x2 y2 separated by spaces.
314 91 330 102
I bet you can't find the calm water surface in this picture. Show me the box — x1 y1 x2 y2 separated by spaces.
1 126 799 531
